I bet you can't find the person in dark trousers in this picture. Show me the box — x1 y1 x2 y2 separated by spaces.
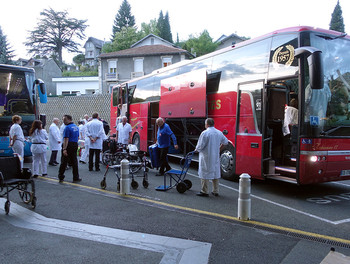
58 115 81 183
86 113 106 172
155 117 178 176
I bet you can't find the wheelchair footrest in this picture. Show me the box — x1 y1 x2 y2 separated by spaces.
155 185 172 191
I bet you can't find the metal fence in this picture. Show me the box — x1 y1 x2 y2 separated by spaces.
39 94 111 131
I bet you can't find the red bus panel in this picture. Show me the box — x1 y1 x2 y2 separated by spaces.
160 69 207 118
299 138 350 184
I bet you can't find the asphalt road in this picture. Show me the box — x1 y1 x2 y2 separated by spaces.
1 155 350 264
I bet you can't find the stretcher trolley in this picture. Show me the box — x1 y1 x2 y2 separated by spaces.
156 151 195 193
0 155 36 214
100 150 150 191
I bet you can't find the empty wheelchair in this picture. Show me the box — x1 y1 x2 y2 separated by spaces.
155 151 195 193
0 155 36 214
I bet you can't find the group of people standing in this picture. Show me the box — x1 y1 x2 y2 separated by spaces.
10 113 229 197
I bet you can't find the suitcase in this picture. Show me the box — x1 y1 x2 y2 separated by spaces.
148 144 160 169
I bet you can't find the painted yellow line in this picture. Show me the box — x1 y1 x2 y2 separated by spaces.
39 176 350 246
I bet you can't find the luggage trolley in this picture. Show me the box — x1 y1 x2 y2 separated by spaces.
100 151 150 191
156 151 195 193
0 155 36 214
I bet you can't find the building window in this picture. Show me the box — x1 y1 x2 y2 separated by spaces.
108 60 117 73
161 57 172 67
151 38 154 45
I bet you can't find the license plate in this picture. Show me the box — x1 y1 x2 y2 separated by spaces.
340 170 350 176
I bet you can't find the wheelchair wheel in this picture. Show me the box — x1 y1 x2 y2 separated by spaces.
5 200 10 215
183 179 192 190
102 151 113 166
131 179 139 189
18 181 34 204
142 179 149 188
100 179 107 190
129 154 142 173
176 182 187 193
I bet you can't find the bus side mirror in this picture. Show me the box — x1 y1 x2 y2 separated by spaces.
295 47 324 90
35 79 47 103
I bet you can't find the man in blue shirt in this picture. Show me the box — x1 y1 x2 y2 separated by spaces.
58 114 81 183
156 117 178 176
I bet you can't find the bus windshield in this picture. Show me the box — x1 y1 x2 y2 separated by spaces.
308 33 350 136
0 69 35 116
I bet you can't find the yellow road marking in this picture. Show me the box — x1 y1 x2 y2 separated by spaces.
39 176 350 246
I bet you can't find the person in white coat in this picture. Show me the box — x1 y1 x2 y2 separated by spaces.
116 116 132 145
195 118 228 197
79 119 90 164
9 115 25 168
86 113 106 171
29 120 48 177
48 118 61 166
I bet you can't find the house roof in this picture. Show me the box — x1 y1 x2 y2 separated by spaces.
130 34 176 48
84 37 104 49
215 33 245 44
99 44 192 59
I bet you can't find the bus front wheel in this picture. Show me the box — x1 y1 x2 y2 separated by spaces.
220 144 237 181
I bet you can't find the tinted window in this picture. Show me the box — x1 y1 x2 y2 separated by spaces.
212 39 270 93
268 34 299 79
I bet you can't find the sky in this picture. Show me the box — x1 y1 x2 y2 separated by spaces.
1 0 349 64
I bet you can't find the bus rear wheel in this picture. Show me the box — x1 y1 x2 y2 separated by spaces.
220 144 237 180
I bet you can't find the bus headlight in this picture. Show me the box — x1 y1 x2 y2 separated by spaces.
310 156 318 162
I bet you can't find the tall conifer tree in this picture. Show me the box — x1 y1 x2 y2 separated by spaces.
0 26 15 64
329 0 345 33
156 11 173 43
111 0 136 40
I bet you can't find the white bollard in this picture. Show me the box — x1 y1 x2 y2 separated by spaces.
120 159 130 194
238 173 251 221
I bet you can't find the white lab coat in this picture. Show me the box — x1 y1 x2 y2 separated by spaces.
30 129 48 175
282 106 298 136
117 122 132 144
86 119 106 150
30 129 48 154
49 123 61 151
195 127 228 180
9 123 24 168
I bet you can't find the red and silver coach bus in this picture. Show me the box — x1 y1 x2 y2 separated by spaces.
110 26 350 184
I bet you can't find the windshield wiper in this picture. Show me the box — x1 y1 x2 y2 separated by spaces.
320 126 349 136
316 33 347 40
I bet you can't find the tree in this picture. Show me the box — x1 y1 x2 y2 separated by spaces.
0 26 15 64
182 30 218 57
156 11 173 43
329 0 345 33
140 19 160 36
73 53 85 65
111 0 136 40
103 27 143 53
25 8 87 66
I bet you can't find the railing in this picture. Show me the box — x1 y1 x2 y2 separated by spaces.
105 72 118 81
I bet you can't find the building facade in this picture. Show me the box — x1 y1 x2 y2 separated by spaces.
99 34 193 94
84 37 104 68
18 58 62 96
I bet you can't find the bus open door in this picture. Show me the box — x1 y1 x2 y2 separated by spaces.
235 81 265 179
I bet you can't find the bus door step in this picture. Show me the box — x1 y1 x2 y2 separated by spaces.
266 175 298 184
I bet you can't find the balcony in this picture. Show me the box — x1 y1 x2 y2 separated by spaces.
131 72 144 79
105 72 118 81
